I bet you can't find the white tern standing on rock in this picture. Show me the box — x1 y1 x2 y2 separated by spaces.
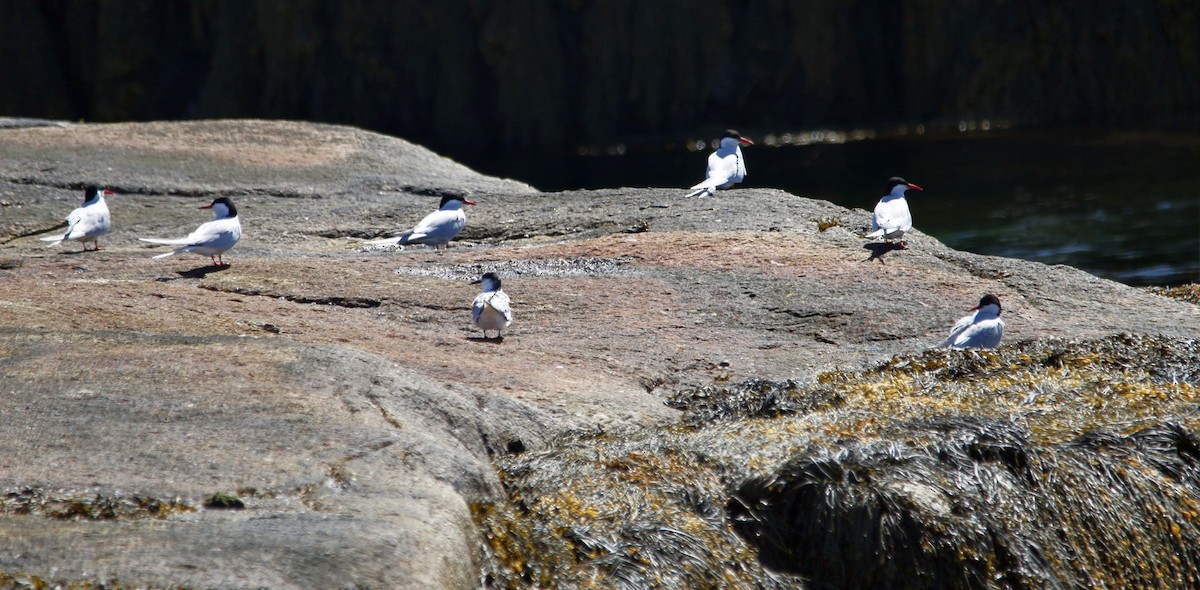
41 185 114 251
686 130 753 197
139 197 242 266
866 176 923 248
472 272 513 340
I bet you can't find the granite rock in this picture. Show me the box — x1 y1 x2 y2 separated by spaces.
0 119 1196 588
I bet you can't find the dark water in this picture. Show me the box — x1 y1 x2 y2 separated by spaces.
464 132 1200 287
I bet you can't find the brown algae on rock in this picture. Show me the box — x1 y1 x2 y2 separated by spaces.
1147 283 1200 305
202 492 245 510
1 487 194 521
475 334 1200 589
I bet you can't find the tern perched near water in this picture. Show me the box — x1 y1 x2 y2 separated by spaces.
41 186 114 251
139 197 242 266
471 272 513 339
685 130 753 197
367 195 476 251
940 294 1004 349
865 177 923 248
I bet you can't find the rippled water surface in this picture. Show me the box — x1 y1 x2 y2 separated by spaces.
466 132 1199 286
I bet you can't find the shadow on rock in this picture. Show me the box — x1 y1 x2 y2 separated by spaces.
177 265 231 278
467 336 506 344
862 242 905 262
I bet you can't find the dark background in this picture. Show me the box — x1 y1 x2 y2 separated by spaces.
2 1 1197 158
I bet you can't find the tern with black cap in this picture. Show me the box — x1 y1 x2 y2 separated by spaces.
140 197 242 266
471 272 512 340
940 294 1005 349
41 185 114 251
866 177 923 248
367 195 476 251
686 130 753 197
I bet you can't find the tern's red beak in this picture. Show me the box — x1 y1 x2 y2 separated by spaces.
738 137 754 145
102 189 115 196
199 204 213 209
907 183 924 191
464 200 478 206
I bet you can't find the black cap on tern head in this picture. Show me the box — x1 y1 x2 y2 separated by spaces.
721 129 754 145
439 194 478 208
472 271 501 287
81 185 108 203
886 176 923 194
977 294 1002 312
200 196 237 217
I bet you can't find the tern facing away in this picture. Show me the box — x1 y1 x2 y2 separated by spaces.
686 130 753 197
139 197 242 266
472 272 513 339
940 294 1004 349
367 195 476 251
41 186 114 251
866 177 923 248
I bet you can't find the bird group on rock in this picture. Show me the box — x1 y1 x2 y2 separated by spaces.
681 130 1000 348
32 127 1005 349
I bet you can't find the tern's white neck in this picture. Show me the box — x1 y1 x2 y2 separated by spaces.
718 136 742 153
480 276 502 292
210 203 234 219
881 184 909 201
974 303 1002 319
